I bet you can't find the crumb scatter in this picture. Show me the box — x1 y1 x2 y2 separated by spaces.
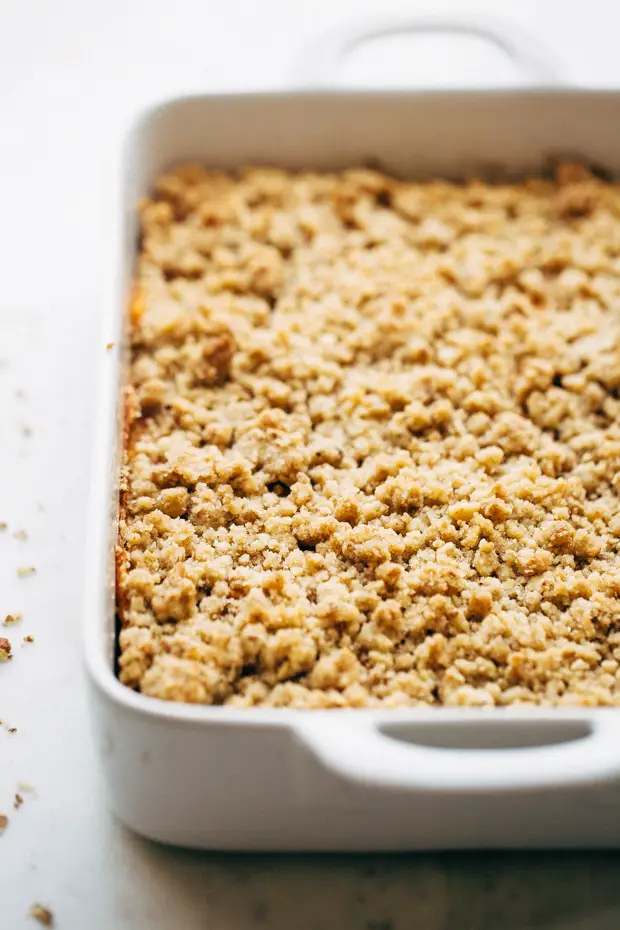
118 163 620 708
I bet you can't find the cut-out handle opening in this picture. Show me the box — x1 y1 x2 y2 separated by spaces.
291 14 563 90
381 719 591 751
296 714 620 793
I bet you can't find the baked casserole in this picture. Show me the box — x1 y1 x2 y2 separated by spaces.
117 163 620 708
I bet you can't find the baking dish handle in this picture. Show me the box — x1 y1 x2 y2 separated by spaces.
291 14 563 89
296 715 620 792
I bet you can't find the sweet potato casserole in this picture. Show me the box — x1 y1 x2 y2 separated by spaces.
117 163 620 707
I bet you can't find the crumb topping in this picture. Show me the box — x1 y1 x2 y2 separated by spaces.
118 163 620 708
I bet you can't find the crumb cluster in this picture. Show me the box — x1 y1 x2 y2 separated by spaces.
118 163 620 707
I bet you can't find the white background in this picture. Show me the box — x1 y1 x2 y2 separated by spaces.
3 1 620 927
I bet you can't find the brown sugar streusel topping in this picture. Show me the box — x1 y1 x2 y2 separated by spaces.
117 162 620 708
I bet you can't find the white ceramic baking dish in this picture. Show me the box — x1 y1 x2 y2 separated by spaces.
85 15 620 850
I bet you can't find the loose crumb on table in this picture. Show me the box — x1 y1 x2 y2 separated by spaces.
3 614 21 626
17 566 36 577
118 162 620 708
30 904 54 927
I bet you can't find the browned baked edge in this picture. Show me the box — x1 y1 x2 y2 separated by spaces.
115 287 145 655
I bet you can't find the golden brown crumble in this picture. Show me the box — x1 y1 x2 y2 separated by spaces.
118 163 620 708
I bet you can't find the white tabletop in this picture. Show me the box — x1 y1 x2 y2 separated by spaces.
3 1 620 927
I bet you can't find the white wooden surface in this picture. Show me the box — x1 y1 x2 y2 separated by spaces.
2 1 620 927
